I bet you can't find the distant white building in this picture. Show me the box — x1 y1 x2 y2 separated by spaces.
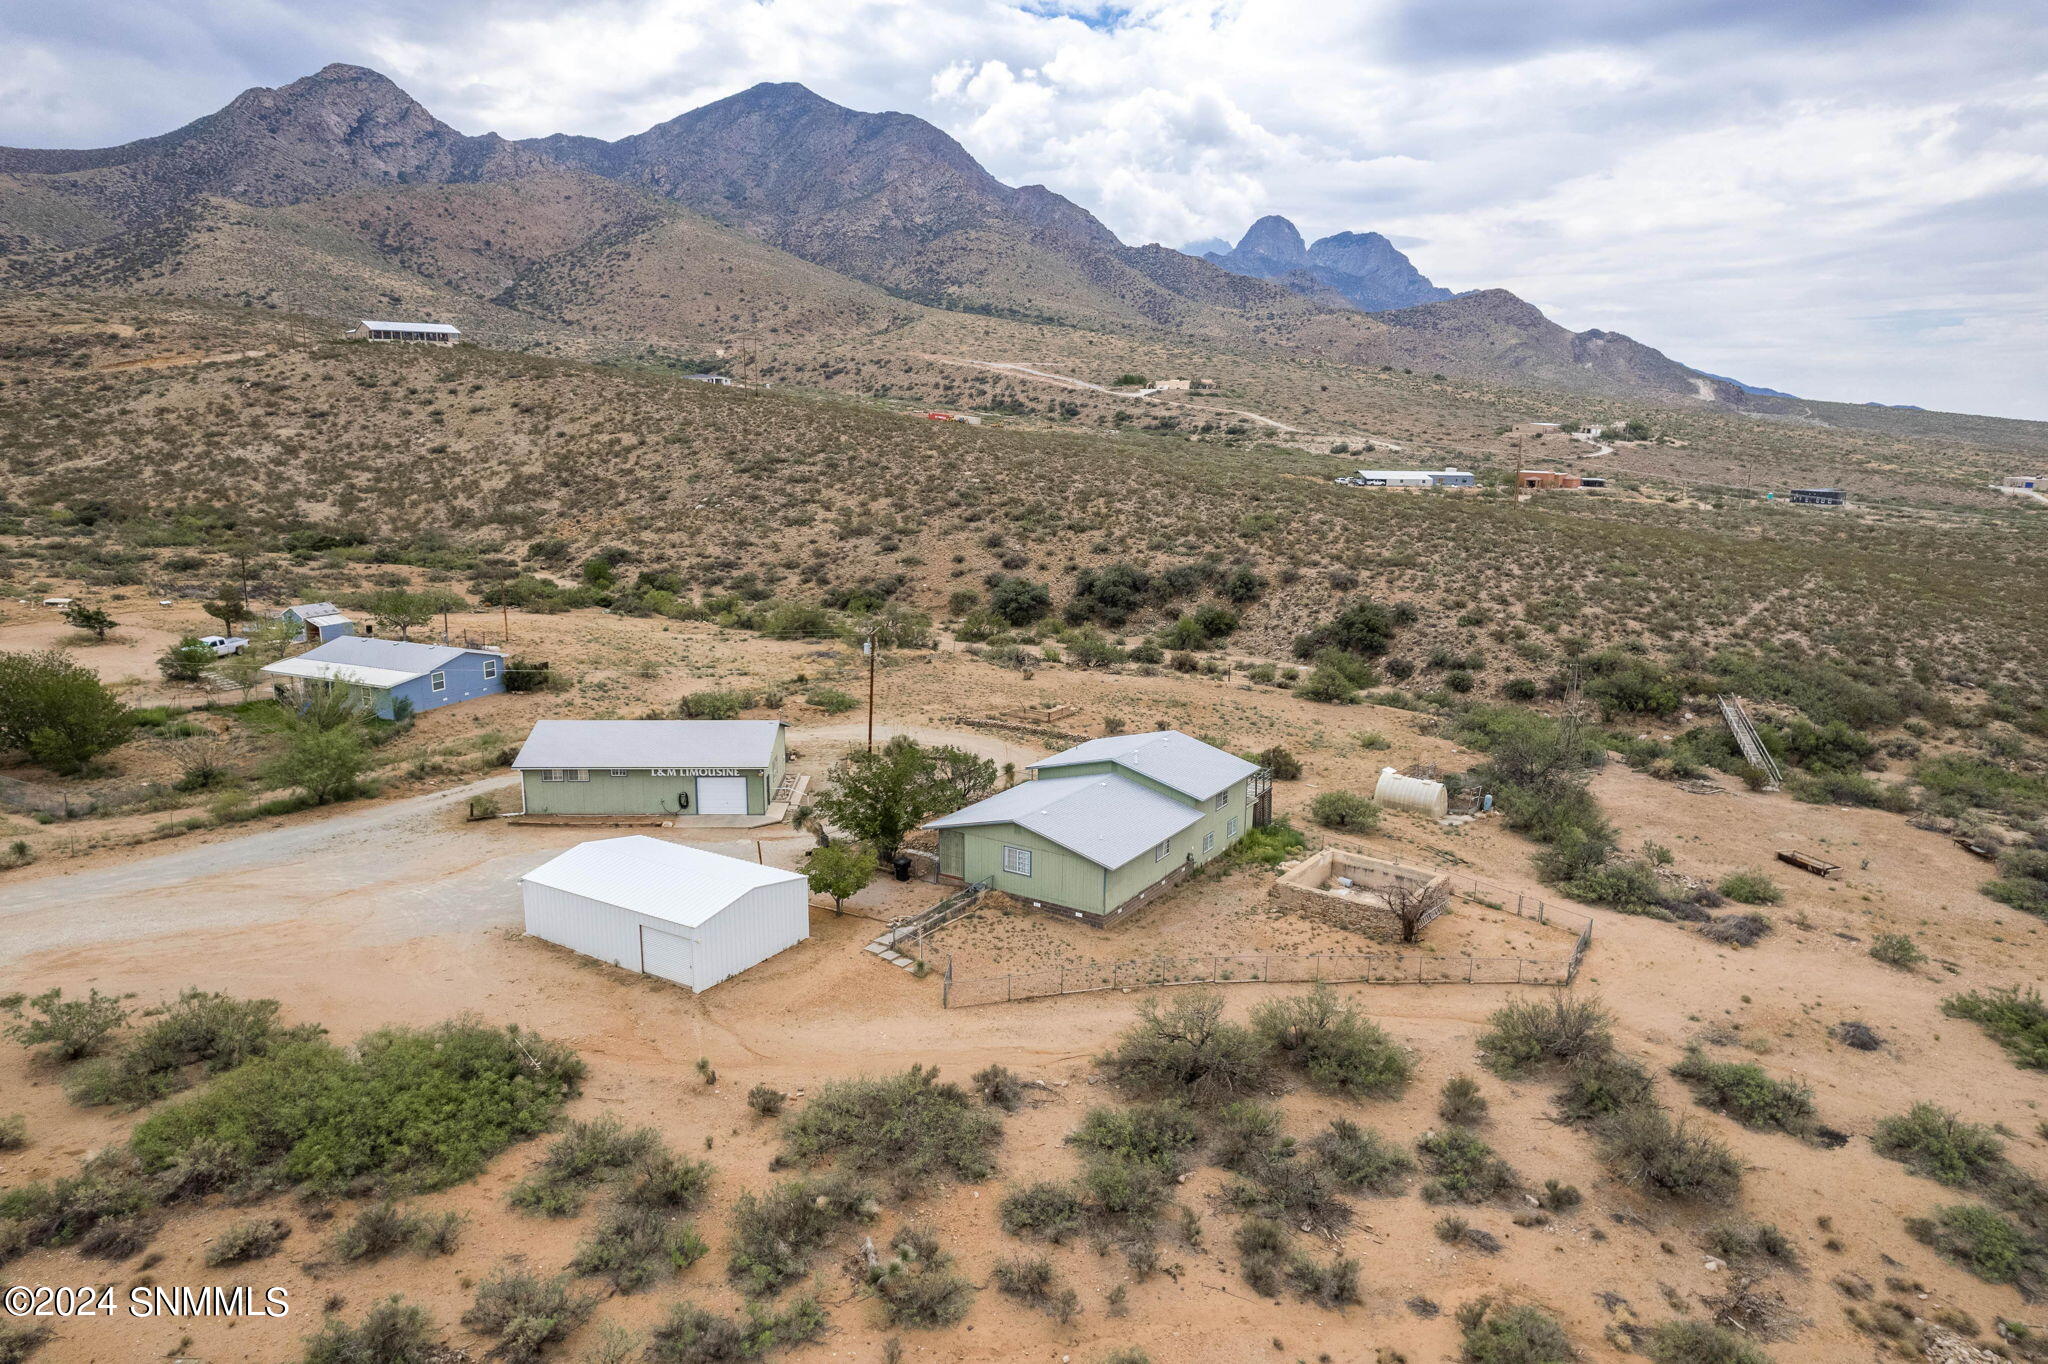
1338 468 1475 488
351 320 461 344
684 374 733 386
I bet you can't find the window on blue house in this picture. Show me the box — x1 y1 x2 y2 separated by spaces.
430 671 446 692
482 659 498 680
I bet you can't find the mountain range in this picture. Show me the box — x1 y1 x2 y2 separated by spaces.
0 63 1752 405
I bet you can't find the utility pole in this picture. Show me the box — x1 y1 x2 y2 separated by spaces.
864 627 878 752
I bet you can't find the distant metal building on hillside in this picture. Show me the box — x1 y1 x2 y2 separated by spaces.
684 374 734 386
1788 487 1847 506
1339 468 1475 488
350 320 461 344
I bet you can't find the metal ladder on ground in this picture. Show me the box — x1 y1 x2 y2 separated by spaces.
1718 694 1782 790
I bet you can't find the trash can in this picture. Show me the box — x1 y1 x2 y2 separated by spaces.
892 854 913 882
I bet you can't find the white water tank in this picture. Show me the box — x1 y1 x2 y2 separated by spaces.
1372 767 1448 818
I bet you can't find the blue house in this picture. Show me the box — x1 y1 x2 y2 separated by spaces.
262 637 507 718
280 601 356 643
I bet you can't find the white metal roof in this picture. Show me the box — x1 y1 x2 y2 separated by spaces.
513 720 784 771
1028 730 1257 802
520 836 802 927
260 636 491 688
261 656 415 689
359 320 461 334
283 602 342 618
304 613 351 627
927 774 1202 870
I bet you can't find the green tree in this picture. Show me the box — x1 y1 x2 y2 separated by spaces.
203 589 249 637
363 589 438 641
988 577 1051 627
1292 597 1409 661
0 650 134 774
804 840 876 914
265 684 376 803
62 602 117 640
158 636 217 683
815 737 997 859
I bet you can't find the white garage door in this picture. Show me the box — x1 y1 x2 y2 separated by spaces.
697 776 749 815
640 925 694 986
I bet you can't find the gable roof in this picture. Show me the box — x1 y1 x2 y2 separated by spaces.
926 774 1202 870
513 720 784 771
283 602 342 619
1028 730 1257 802
520 835 801 927
261 636 493 688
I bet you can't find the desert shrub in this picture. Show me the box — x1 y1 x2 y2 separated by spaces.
1834 1020 1882 1050
1233 1216 1291 1296
1069 1102 1201 1174
206 1216 290 1266
509 1115 660 1216
678 689 752 719
1869 934 1925 969
0 1114 23 1150
1309 790 1379 831
1418 1129 1519 1204
804 688 858 714
68 990 317 1108
1440 1075 1489 1125
1000 1181 1086 1243
746 1084 785 1117
1905 1204 2046 1296
301 1297 440 1364
1554 1052 1656 1124
1716 871 1782 906
1943 987 2048 1070
1874 1105 2007 1188
1597 1106 1742 1202
0 1149 161 1260
727 1174 876 1296
1915 755 2048 819
782 1065 1001 1190
0 1322 53 1364
1207 1100 1287 1174
1538 1179 1582 1212
866 1225 975 1329
1311 1119 1415 1195
1643 1319 1773 1364
1701 1222 1800 1270
992 1255 1079 1322
329 1202 461 1262
1251 745 1302 780
1292 597 1406 661
1477 994 1614 1077
1669 1051 1816 1136
1249 985 1413 1099
619 1149 715 1211
643 1299 826 1364
1076 1155 1172 1232
129 1021 582 1195
1098 990 1271 1108
571 1204 708 1292
1224 1147 1352 1236
1699 914 1774 948
972 1063 1026 1111
1286 1251 1363 1308
460 1269 597 1364
1 987 130 1062
1231 817 1306 865
1456 1298 1574 1364
1984 848 2048 918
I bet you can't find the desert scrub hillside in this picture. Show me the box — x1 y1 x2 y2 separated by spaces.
2 294 2044 721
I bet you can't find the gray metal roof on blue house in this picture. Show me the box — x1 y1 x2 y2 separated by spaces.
512 720 785 771
265 636 489 686
928 774 1203 869
1028 730 1257 801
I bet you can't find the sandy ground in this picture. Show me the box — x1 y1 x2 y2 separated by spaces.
2 606 2045 1364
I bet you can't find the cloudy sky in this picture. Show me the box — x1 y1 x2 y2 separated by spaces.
7 0 2046 418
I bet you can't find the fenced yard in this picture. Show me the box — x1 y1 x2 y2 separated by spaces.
939 872 1594 1008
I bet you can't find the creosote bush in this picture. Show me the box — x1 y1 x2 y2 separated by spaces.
206 1216 290 1267
460 1270 597 1364
1669 1050 1817 1138
1597 1106 1743 1203
1477 994 1614 1078
726 1174 877 1297
1905 1204 2046 1297
1311 1119 1415 1195
992 1254 1080 1323
571 1203 708 1293
1943 988 2048 1070
643 1298 827 1364
1456 1297 1574 1364
1868 934 1925 970
1643 1320 1774 1364
301 1296 439 1364
329 1202 461 1262
1249 985 1413 1099
1098 990 1271 1108
781 1065 1002 1191
509 1115 660 1216
1418 1129 1519 1205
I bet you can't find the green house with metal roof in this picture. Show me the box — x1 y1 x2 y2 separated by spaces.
926 731 1271 924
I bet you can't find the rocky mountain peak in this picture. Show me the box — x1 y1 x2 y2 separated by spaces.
1235 215 1309 265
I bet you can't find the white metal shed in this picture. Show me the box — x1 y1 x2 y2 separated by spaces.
519 836 808 991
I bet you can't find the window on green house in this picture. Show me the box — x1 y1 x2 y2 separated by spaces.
1003 845 1032 876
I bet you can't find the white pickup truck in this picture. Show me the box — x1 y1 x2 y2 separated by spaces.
198 635 250 657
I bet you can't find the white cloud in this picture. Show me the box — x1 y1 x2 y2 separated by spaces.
4 0 2045 417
